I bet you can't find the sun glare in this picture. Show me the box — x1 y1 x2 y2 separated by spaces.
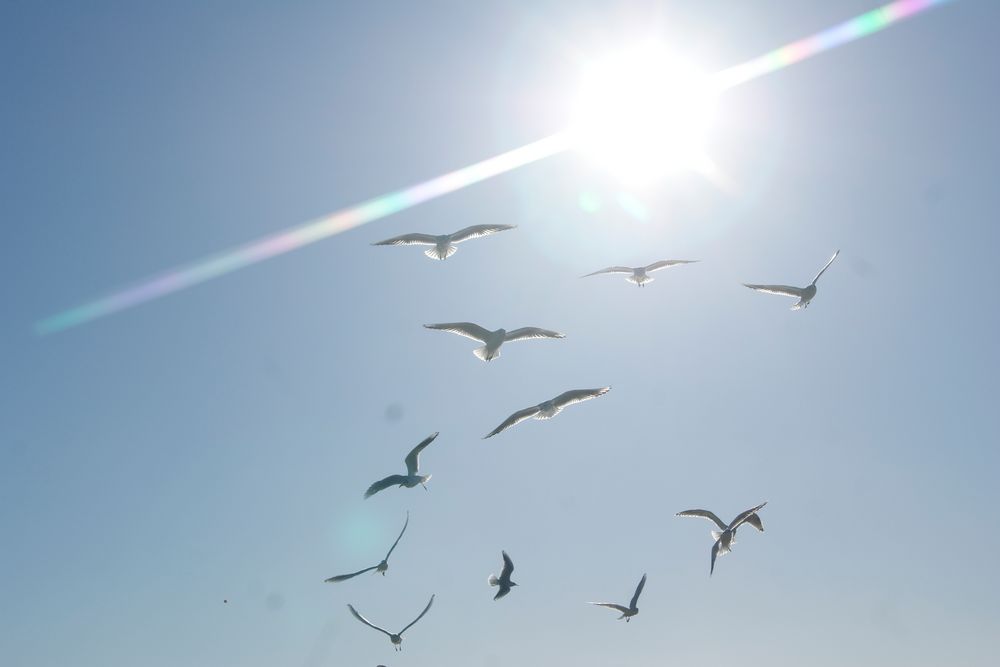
569 44 719 186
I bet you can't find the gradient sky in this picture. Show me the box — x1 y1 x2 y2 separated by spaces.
2 1 998 666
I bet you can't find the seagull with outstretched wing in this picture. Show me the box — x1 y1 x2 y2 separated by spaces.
488 551 518 600
424 322 564 362
483 387 610 439
588 573 647 622
372 224 516 260
744 250 840 309
325 512 410 583
583 259 698 287
347 594 434 651
364 433 438 499
677 502 767 575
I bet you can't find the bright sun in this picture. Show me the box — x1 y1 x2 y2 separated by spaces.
568 44 719 187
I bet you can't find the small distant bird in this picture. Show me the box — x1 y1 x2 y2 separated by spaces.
325 512 410 583
364 432 438 499
582 260 698 287
347 594 435 651
424 322 565 362
483 387 610 439
743 250 840 309
677 502 767 575
372 224 516 260
488 551 518 600
588 573 646 622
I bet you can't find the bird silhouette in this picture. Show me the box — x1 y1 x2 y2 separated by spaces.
588 573 647 622
364 433 438 499
325 512 410 582
743 250 840 309
372 224 515 260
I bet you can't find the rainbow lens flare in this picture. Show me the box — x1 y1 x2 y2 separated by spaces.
36 0 954 334
34 133 571 334
714 0 953 90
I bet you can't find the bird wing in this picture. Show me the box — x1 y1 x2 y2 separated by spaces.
372 233 438 246
645 259 698 272
582 266 634 277
449 224 516 243
503 327 565 342
483 405 541 439
325 565 379 583
710 539 721 576
405 432 439 476
729 502 768 530
500 551 515 581
811 249 841 285
743 283 805 298
629 573 647 609
384 511 410 560
423 322 492 342
676 509 728 531
588 602 630 613
552 387 610 409
744 512 764 532
400 594 435 635
494 587 511 601
364 475 408 499
347 604 393 637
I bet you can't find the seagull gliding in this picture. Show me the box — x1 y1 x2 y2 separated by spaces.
582 260 698 287
588 573 646 622
347 594 434 651
324 512 409 582
743 250 840 309
483 387 610 439
364 432 438 499
423 322 564 362
372 224 516 260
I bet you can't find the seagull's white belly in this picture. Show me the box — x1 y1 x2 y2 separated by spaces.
536 402 562 419
628 270 651 285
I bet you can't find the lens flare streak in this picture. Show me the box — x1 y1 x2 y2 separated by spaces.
714 0 953 90
35 132 571 334
36 0 953 334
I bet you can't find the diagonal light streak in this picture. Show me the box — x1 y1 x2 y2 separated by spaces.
713 0 953 90
34 133 572 334
36 0 953 334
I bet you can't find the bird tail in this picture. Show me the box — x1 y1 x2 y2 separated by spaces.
627 274 651 285
488 574 500 587
473 345 500 362
425 244 457 260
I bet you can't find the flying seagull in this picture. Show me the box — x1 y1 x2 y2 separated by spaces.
483 387 610 439
582 260 698 287
743 250 840 309
347 594 434 651
588 573 646 622
488 551 518 600
372 224 516 260
364 432 438 499
677 502 767 575
324 512 410 583
424 322 565 362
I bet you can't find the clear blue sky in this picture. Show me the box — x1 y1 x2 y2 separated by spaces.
2 1 998 665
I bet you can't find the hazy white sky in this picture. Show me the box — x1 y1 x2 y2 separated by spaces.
2 1 998 666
